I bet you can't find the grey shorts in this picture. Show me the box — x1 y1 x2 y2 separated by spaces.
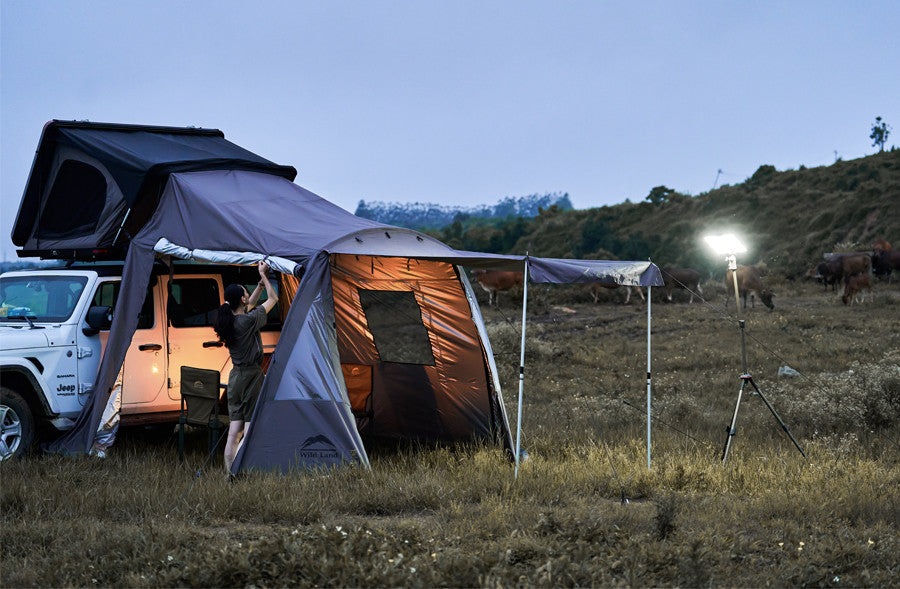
227 364 264 421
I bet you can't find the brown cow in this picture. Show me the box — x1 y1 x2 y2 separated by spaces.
661 268 703 303
872 249 900 281
842 273 873 305
873 238 892 253
588 283 644 304
815 258 843 291
839 254 872 281
816 254 871 292
725 265 775 310
471 269 524 306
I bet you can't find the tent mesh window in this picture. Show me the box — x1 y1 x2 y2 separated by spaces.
359 290 435 366
38 160 107 239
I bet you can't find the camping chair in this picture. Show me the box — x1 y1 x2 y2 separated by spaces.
178 366 227 462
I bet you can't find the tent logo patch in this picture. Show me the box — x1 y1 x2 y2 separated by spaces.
298 434 340 460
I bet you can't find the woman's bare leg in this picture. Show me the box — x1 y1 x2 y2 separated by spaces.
224 419 244 473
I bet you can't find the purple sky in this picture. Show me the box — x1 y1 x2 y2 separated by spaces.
2 1 898 260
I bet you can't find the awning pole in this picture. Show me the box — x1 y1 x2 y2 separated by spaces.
514 256 530 479
647 284 652 470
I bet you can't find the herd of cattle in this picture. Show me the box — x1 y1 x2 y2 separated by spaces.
813 238 898 305
470 238 898 310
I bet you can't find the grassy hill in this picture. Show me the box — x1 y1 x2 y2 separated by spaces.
428 150 900 278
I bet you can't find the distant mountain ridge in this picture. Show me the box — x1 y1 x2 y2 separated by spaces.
354 192 573 229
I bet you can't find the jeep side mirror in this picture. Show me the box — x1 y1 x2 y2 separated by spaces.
83 305 112 336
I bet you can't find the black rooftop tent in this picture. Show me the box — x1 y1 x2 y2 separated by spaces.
12 120 296 258
27 121 663 472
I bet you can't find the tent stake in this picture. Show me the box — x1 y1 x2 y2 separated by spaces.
514 257 530 479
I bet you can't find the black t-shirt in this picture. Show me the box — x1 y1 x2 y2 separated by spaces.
229 306 268 367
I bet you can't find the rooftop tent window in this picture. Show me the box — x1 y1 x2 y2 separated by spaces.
359 290 435 366
37 159 107 239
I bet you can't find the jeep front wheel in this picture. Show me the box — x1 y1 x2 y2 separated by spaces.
0 388 34 460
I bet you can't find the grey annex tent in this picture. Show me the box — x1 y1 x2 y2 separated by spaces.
29 121 663 473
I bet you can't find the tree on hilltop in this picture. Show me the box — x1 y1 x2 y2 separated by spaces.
645 185 675 205
870 116 891 153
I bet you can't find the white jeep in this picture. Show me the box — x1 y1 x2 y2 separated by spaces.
0 262 281 460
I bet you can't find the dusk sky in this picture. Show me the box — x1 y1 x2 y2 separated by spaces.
2 1 898 260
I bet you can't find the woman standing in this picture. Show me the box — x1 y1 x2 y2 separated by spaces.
214 261 278 473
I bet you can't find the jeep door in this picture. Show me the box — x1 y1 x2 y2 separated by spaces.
163 274 230 400
85 278 168 411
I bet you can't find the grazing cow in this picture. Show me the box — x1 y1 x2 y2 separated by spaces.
815 259 842 291
588 283 644 304
661 268 703 303
725 265 775 310
471 269 524 306
839 254 872 281
816 254 871 292
842 273 873 305
872 249 900 281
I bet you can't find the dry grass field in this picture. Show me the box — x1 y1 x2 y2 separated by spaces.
2 277 898 587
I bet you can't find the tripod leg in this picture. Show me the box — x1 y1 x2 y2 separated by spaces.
747 378 807 459
722 378 749 465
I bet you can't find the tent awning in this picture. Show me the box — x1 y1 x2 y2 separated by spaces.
45 167 662 460
136 171 663 287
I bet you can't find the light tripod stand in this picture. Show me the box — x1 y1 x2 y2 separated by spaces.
720 253 806 465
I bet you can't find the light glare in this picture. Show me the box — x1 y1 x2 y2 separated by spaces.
704 233 747 255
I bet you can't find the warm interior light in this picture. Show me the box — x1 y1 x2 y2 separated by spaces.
704 233 747 255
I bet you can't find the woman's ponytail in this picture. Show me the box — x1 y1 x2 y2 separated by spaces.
214 284 247 347
213 303 236 346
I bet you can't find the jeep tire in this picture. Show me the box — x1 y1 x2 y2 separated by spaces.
1 388 34 460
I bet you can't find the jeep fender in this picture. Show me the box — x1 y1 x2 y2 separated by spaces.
0 360 53 417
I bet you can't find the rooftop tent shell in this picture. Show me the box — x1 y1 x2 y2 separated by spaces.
11 120 296 258
44 169 662 472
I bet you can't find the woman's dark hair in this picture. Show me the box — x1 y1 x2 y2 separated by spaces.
213 284 246 347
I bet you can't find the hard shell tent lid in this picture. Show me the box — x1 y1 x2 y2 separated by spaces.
12 120 297 257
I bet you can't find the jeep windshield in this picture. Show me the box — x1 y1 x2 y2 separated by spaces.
0 275 89 323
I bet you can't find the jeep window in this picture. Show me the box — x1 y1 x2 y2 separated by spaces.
242 281 282 330
0 275 88 322
168 279 220 328
358 289 435 365
92 281 155 330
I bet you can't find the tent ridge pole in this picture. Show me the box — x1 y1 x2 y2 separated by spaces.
514 256 530 479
